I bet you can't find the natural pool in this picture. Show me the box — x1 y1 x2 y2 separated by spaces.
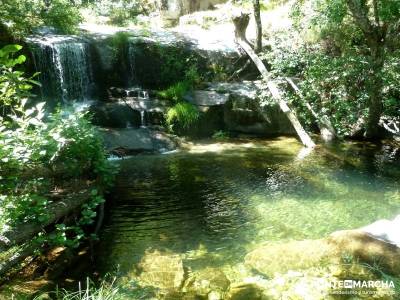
58 137 400 299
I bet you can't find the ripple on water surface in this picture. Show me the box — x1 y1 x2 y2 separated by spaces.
95 138 400 276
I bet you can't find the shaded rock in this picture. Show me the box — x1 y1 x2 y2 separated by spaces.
138 250 185 290
327 230 400 276
108 87 128 98
90 103 141 128
227 283 263 300
146 110 166 126
185 91 230 107
207 81 295 136
100 128 177 154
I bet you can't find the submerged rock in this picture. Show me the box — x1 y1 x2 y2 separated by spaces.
245 240 334 277
138 250 185 290
183 267 230 297
245 229 400 283
227 283 263 300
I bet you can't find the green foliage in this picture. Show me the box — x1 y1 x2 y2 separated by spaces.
166 102 200 132
0 45 39 115
38 278 123 300
262 1 400 136
0 44 115 250
0 0 82 38
158 81 192 103
212 130 231 141
157 63 201 100
159 65 201 133
84 0 156 26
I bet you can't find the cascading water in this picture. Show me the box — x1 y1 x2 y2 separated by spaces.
28 36 94 103
127 42 138 87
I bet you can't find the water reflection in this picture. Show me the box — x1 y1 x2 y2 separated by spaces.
94 138 400 280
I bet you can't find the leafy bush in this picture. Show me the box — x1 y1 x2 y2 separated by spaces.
0 44 115 249
0 44 38 116
0 0 82 39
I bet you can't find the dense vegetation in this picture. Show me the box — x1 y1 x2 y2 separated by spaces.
263 0 400 138
0 44 114 274
0 0 399 299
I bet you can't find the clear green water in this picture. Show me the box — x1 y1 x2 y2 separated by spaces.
93 138 399 283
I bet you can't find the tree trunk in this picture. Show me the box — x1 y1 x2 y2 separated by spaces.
0 184 95 250
0 244 35 277
345 0 386 139
286 77 336 142
232 14 315 148
365 46 384 139
253 0 262 53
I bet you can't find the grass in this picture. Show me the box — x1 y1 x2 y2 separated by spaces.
166 102 200 131
36 278 123 300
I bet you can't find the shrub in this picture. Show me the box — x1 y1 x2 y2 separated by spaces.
166 102 199 132
0 0 82 38
0 44 115 249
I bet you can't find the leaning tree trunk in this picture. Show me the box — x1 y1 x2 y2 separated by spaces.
0 183 95 251
232 13 315 148
253 0 262 53
286 77 336 142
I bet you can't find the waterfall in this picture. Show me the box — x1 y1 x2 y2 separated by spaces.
29 36 94 103
127 42 138 87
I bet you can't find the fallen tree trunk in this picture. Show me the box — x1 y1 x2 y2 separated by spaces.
0 183 95 251
285 77 336 142
232 13 315 148
0 244 35 278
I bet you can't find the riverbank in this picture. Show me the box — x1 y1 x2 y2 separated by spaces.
2 137 398 299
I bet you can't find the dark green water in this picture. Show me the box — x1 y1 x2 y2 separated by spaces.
92 138 400 282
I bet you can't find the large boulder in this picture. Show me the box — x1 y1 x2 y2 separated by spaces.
182 82 296 137
100 128 177 155
90 102 142 128
138 250 185 290
245 229 400 278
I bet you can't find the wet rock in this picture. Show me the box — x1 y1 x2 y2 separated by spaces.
100 128 177 154
138 250 185 290
146 110 166 126
90 102 141 128
227 283 263 300
108 87 128 98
